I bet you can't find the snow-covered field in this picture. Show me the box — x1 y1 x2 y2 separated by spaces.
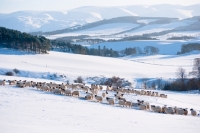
0 76 200 133
0 48 200 133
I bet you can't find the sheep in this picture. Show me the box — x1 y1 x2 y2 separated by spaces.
90 88 98 95
106 86 112 91
138 103 147 110
99 86 103 90
160 94 167 98
175 107 188 115
0 80 6 86
102 91 108 98
81 86 89 92
151 105 162 113
64 89 72 96
52 88 61 95
118 97 126 102
190 109 197 116
24 81 33 87
125 101 132 108
163 106 175 114
135 90 141 95
138 100 150 110
72 91 80 97
94 95 103 102
106 97 115 105
85 94 93 100
16 82 25 88
118 100 126 107
8 80 17 85
41 85 50 91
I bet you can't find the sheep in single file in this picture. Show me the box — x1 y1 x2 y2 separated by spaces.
190 109 197 116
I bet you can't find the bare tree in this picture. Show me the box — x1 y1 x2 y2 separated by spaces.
189 58 200 79
176 67 187 82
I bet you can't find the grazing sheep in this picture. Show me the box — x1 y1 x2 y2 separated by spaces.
106 97 115 105
99 86 103 90
63 89 72 96
52 88 61 95
135 90 141 95
8 80 17 85
138 103 147 110
94 95 103 102
175 107 188 115
125 101 132 108
160 94 167 98
72 91 80 97
85 94 93 100
106 86 112 91
151 105 162 113
102 91 108 98
90 88 98 95
190 109 197 116
118 97 126 102
16 82 25 88
163 106 175 114
118 100 126 107
81 86 89 92
41 85 50 91
24 81 33 87
0 80 6 86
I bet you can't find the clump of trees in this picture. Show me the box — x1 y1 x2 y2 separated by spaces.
177 43 200 54
163 59 200 91
144 46 159 54
0 27 50 54
51 40 119 57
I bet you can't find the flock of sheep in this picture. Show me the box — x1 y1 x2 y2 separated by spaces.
0 79 199 117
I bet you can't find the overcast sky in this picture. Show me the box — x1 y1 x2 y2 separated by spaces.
0 0 200 13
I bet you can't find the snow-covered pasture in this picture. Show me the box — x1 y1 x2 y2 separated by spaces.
0 77 200 133
1 48 200 133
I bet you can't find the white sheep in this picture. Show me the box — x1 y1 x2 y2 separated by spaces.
85 94 93 100
0 80 6 86
190 109 197 116
94 95 103 102
138 103 147 110
151 105 162 113
8 80 17 85
106 97 115 105
102 91 108 98
52 88 61 95
118 100 126 107
125 101 132 108
72 91 80 97
163 106 175 114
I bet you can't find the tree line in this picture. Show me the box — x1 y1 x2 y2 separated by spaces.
0 27 51 54
177 43 200 54
51 40 119 57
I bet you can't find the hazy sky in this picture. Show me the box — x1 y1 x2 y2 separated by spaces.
0 0 200 13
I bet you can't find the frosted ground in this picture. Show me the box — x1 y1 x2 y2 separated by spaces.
0 48 200 133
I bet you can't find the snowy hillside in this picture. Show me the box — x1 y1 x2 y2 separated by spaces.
0 78 200 133
1 48 200 133
0 4 200 32
0 48 200 83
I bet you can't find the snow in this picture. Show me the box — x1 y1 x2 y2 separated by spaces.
1 48 200 133
0 84 200 133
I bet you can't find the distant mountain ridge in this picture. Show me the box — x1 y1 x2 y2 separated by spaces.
0 4 200 32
